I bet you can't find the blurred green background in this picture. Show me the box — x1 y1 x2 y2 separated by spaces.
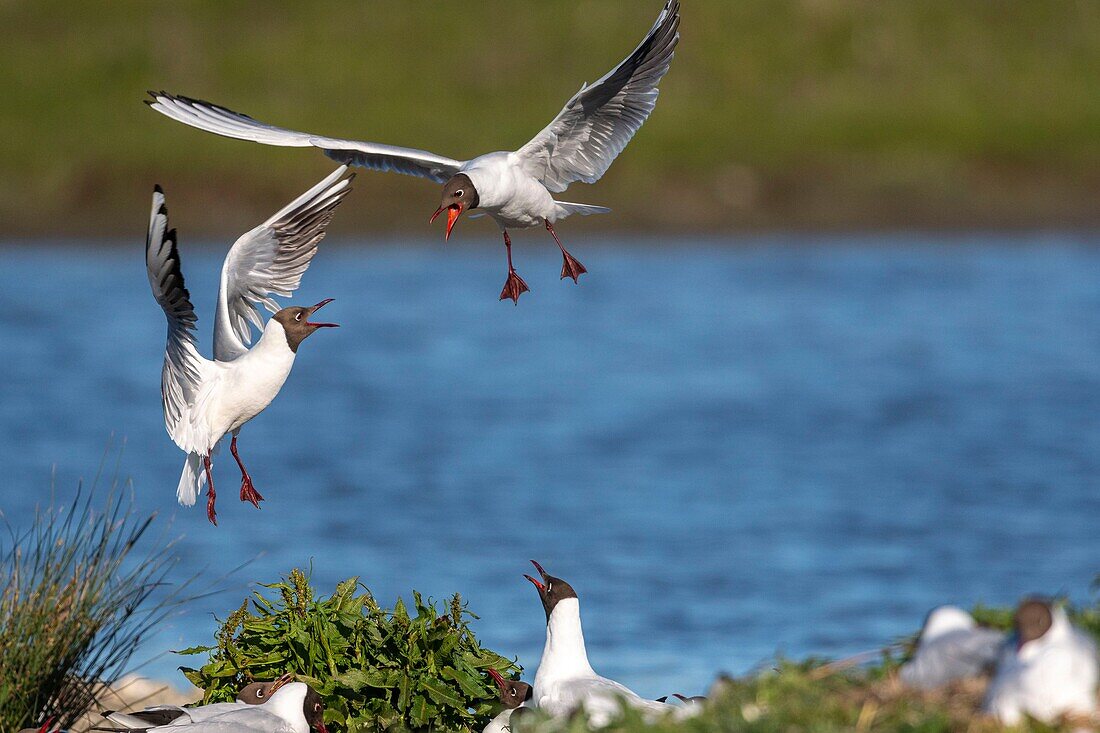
2 0 1098 236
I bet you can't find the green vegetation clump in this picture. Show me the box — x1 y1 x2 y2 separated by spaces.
0 475 190 731
181 569 521 733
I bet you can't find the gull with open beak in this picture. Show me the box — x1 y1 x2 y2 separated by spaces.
524 561 674 727
147 166 353 525
146 0 679 304
483 670 533 733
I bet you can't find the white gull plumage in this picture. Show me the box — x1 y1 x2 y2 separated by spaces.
983 602 1098 725
146 0 679 303
898 605 1005 689
147 166 353 525
100 680 324 733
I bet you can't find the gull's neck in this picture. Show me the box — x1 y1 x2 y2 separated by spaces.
250 320 297 360
266 683 308 733
536 598 595 682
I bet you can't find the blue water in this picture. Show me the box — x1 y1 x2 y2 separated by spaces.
2 235 1099 697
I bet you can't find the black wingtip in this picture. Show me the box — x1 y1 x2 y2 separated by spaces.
153 184 164 194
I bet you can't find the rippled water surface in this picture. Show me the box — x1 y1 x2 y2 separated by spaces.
2 236 1099 694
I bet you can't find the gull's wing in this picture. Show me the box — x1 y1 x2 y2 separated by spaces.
146 91 464 183
213 166 354 362
514 0 680 192
146 187 212 454
544 677 669 726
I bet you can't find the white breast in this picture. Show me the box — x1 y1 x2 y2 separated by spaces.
463 154 557 229
209 321 297 436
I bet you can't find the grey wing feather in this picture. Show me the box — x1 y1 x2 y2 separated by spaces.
213 166 355 362
515 0 680 192
900 628 1007 689
146 188 210 452
146 91 464 183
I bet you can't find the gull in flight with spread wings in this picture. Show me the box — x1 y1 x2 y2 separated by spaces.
146 167 353 524
147 1 679 303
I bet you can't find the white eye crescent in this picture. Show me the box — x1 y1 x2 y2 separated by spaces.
295 312 302 322
454 189 463 197
256 690 264 698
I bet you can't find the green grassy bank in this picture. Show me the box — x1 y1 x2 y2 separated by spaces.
2 1 1098 236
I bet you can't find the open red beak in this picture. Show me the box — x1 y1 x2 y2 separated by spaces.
306 298 338 328
429 203 463 241
487 668 508 692
315 725 329 733
524 559 549 590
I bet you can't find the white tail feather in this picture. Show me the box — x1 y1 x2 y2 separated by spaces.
556 201 612 217
177 452 205 506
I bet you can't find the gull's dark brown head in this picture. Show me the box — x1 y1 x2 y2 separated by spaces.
303 686 328 733
488 668 532 710
1014 598 1053 649
272 299 338 353
237 672 292 704
429 174 479 241
524 560 578 622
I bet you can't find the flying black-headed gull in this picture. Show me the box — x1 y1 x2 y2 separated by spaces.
524 561 674 726
983 598 1098 726
145 0 680 304
898 605 1005 689
147 166 353 525
99 677 327 732
484 670 533 733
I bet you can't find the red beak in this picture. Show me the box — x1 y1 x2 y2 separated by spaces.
488 668 508 692
523 574 545 592
429 203 463 240
315 725 329 733
306 298 338 328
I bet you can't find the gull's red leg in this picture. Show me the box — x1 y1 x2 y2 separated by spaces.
499 230 530 304
203 454 217 526
231 434 264 508
546 219 587 283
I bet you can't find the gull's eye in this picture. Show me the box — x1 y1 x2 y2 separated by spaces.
256 689 264 698
314 703 322 712
510 689 517 697
546 583 552 593
454 189 463 198
294 312 302 322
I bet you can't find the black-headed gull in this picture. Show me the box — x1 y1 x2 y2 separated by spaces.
147 166 353 525
99 677 327 732
983 598 1098 725
145 0 679 304
484 670 533 733
523 561 673 726
898 605 1005 689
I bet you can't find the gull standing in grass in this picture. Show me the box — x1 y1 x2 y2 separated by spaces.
898 605 1006 689
524 561 674 727
145 0 679 304
147 166 353 525
983 598 1098 725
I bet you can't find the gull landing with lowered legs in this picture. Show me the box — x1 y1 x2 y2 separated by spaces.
146 167 353 525
147 0 679 304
